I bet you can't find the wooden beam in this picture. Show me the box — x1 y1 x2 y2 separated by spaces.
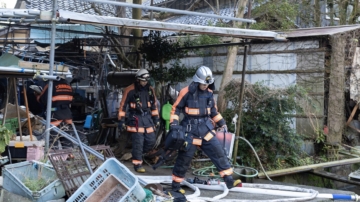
310 169 360 186
18 60 69 72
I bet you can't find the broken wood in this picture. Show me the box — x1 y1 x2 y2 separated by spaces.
22 80 33 141
13 78 22 140
346 103 358 126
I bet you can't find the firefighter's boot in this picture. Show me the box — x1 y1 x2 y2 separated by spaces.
172 181 185 194
223 175 241 189
134 165 146 173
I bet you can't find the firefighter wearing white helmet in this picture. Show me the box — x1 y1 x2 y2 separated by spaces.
118 69 159 173
168 65 240 194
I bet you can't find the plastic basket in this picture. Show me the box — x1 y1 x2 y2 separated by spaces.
86 174 129 202
67 158 146 202
2 161 65 202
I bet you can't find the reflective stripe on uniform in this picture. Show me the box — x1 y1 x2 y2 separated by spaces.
172 174 184 182
219 168 233 177
51 120 62 126
52 95 73 102
151 110 159 116
185 107 199 115
130 102 136 108
170 114 179 122
212 114 223 123
132 159 142 165
127 126 154 133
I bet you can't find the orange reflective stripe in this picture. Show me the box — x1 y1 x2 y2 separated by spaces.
51 120 62 126
170 114 179 122
146 127 154 133
185 107 200 115
119 111 125 117
212 114 223 123
132 160 142 165
52 95 73 102
130 102 136 108
219 168 233 177
119 84 135 120
151 110 159 116
65 119 73 124
127 126 139 133
172 174 184 182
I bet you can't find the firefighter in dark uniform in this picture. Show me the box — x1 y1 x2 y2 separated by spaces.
36 75 74 149
118 69 160 173
170 66 240 193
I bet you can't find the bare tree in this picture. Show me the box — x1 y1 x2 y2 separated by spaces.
217 0 248 113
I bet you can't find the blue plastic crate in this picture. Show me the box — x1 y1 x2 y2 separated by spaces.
2 161 65 202
67 158 146 202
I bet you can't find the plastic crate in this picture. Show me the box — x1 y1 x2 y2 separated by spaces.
86 174 129 202
67 158 146 202
2 161 66 202
26 146 44 161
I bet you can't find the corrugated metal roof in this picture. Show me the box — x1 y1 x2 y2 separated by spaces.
143 0 172 6
143 6 235 37
286 25 360 38
25 0 132 18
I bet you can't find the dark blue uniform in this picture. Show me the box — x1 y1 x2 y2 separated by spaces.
118 82 159 167
170 82 233 188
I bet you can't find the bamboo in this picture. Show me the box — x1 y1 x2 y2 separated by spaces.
22 80 33 141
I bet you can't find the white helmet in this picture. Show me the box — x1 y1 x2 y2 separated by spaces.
193 66 214 84
136 69 150 81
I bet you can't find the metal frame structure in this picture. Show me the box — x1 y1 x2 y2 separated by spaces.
0 2 288 164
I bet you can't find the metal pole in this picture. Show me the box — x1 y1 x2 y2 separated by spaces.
37 117 105 160
71 123 93 174
45 0 58 154
232 45 248 165
80 0 256 24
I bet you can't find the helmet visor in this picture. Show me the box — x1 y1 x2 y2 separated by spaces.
137 73 150 81
204 76 214 84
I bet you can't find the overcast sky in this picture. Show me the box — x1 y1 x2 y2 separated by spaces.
1 0 16 8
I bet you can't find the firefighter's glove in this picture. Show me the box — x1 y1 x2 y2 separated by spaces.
153 118 160 128
118 120 126 131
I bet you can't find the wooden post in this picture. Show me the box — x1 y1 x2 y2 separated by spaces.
2 78 9 126
22 80 33 141
13 78 23 140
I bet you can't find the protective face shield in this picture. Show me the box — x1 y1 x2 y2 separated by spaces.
192 66 214 84
135 69 150 81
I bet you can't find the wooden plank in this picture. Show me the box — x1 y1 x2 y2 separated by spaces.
310 169 360 186
18 60 69 72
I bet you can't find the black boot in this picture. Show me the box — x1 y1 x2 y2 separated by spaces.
223 175 242 189
172 181 185 194
224 175 235 189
